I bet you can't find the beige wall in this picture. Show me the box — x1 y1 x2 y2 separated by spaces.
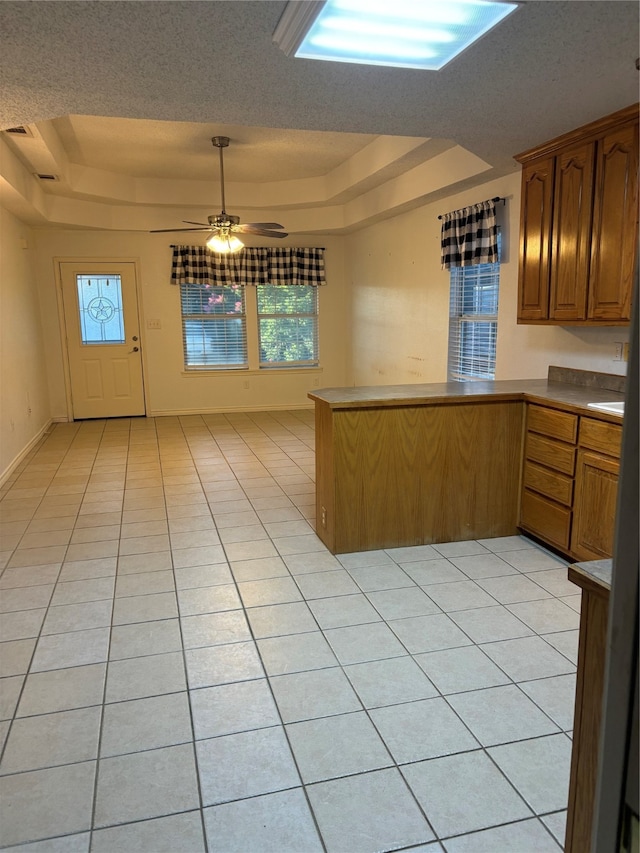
2 169 632 477
32 229 350 419
0 207 51 480
346 171 630 386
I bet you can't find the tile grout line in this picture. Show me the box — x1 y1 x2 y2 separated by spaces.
0 422 103 785
88 417 147 853
161 416 217 853
198 410 330 853
0 414 576 851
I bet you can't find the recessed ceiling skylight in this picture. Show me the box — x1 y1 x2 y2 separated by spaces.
273 0 519 71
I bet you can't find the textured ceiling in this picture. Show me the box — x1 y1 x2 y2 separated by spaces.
0 1 638 230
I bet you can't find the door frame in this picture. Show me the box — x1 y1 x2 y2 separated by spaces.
54 257 149 421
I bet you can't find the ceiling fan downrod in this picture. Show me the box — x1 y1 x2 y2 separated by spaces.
212 136 230 215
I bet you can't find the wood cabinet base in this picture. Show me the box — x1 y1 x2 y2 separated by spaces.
314 400 524 554
565 567 610 853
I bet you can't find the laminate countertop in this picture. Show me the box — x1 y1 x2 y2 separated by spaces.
569 559 613 596
308 378 625 421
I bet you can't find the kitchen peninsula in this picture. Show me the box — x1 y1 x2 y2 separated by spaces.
308 373 624 555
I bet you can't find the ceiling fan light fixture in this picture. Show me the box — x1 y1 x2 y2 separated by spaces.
206 231 244 254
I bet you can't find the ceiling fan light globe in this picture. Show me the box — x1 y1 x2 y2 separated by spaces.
206 232 244 254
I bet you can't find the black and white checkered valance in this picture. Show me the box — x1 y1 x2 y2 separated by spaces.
171 246 326 287
440 199 498 270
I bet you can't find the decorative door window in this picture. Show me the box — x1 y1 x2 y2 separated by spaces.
76 275 126 344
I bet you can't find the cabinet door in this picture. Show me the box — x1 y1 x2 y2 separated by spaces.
549 143 595 321
588 121 639 321
571 450 619 560
518 158 554 321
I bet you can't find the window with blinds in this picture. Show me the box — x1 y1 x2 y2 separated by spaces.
447 255 500 381
180 283 247 369
257 285 319 368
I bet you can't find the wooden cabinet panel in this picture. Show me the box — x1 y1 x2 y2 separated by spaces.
527 404 578 442
419 403 524 547
314 400 336 551
588 122 639 321
520 488 572 550
317 401 524 554
518 158 554 321
550 143 595 321
525 432 576 476
333 406 424 552
523 460 573 506
579 417 622 456
571 450 619 560
565 577 609 853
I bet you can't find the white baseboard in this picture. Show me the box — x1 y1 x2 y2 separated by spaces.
0 420 54 488
147 403 315 417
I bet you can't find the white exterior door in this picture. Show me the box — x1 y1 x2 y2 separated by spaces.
60 262 145 419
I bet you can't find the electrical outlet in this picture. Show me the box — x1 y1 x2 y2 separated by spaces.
243 380 250 390
614 342 624 361
321 506 327 528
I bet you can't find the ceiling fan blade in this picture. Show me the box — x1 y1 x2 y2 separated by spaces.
182 220 211 227
150 227 213 233
239 222 285 230
236 226 288 238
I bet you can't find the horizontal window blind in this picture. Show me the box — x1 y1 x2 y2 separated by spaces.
448 260 499 381
257 285 319 368
180 283 247 369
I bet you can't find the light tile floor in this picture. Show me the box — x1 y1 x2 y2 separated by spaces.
0 411 579 852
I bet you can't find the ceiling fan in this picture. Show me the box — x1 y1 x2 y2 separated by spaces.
151 136 288 252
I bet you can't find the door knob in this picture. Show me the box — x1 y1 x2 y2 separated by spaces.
129 346 139 353
132 335 138 341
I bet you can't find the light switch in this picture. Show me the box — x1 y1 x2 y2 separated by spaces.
147 319 162 329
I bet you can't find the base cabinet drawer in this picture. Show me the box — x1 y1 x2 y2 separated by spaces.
579 417 622 456
520 489 572 551
528 404 578 442
525 432 576 475
523 461 574 506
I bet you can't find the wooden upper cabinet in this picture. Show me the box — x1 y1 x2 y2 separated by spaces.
518 158 554 320
588 121 639 321
550 143 595 321
515 104 638 326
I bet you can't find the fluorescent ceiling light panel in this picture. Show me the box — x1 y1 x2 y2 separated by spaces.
274 0 519 70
